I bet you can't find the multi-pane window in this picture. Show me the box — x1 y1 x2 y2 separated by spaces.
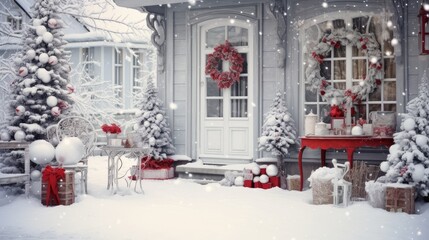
81 47 95 78
303 15 396 123
132 49 144 93
7 15 22 31
114 48 124 103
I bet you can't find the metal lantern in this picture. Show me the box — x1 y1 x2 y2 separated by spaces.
332 159 352 207
418 5 429 55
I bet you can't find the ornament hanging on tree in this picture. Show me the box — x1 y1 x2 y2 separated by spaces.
35 26 47 36
403 118 416 131
0 132 11 141
42 32 54 43
32 19 43 26
48 56 58 65
14 130 26 141
149 137 156 146
51 106 61 116
47 18 58 28
144 121 150 127
415 135 428 147
46 96 58 107
18 66 28 77
156 114 164 121
66 84 75 94
35 37 43 45
57 100 69 110
26 49 36 60
36 68 51 83
15 105 25 116
38 53 49 64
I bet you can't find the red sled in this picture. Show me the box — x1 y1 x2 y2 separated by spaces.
262 182 272 190
269 176 280 187
244 180 253 188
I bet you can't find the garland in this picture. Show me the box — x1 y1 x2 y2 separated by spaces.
305 28 384 110
205 41 244 89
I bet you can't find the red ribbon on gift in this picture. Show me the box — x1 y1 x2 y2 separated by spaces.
141 157 174 170
42 165 65 206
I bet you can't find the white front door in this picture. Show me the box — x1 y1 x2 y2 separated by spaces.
199 20 254 164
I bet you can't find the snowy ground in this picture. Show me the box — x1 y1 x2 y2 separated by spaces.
0 156 428 240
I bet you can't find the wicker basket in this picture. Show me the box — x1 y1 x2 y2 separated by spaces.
41 171 75 206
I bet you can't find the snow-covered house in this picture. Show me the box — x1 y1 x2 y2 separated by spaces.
0 0 155 116
114 0 429 175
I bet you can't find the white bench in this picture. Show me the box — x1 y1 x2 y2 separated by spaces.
0 141 30 197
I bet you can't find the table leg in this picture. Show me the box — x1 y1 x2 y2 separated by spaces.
346 148 355 168
321 149 327 167
298 146 306 191
134 154 144 194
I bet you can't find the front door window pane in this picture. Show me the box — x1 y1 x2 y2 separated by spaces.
207 99 223 117
231 100 248 118
206 26 225 48
227 26 248 46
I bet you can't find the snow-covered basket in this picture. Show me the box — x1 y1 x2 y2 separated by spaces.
365 180 386 209
308 167 342 205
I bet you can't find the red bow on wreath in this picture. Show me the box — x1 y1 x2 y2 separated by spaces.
42 165 65 206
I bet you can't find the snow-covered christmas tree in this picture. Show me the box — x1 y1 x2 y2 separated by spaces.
380 70 429 197
258 91 297 187
1 0 73 174
135 78 174 160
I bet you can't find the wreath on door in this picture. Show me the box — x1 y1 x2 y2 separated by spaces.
205 41 244 89
305 28 384 111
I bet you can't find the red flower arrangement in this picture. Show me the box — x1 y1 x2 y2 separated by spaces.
101 123 122 134
205 40 244 89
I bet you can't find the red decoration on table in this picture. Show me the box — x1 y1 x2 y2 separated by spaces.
101 123 121 134
330 105 344 117
42 165 65 206
205 40 244 89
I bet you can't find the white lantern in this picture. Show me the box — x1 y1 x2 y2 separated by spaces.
332 159 352 207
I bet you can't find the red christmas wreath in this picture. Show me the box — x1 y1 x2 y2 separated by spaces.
205 41 244 89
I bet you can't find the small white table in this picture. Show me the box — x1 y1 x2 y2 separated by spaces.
102 146 151 194
0 141 30 196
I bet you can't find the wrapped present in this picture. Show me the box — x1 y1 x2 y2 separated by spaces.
41 166 74 206
308 167 342 205
269 176 280 187
260 168 267 175
141 167 174 180
286 175 301 191
129 157 175 180
254 181 262 188
243 180 253 188
385 184 415 214
261 182 272 190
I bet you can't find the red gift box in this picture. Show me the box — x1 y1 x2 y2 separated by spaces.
244 180 253 188
260 168 267 175
269 176 280 187
262 182 272 189
254 181 262 188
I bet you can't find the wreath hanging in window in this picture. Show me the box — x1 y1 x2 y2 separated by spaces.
205 41 244 89
305 28 384 114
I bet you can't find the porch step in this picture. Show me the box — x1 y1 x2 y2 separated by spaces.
176 160 255 181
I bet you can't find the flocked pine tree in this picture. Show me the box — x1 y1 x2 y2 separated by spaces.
0 0 73 174
258 91 297 187
380 70 429 197
136 78 174 160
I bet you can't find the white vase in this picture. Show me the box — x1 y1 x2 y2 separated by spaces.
106 133 118 146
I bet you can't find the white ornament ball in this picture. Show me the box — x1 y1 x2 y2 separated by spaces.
38 53 49 64
51 106 60 117
48 18 58 28
389 144 400 155
403 151 414 163
18 66 28 77
30 170 41 181
32 19 43 26
46 96 58 107
266 116 277 126
30 181 41 198
412 164 425 182
35 36 43 45
144 121 150 127
42 32 54 43
260 174 269 184
15 105 25 116
135 110 143 117
253 176 260 183
415 134 428 147
380 161 390 173
14 130 26 141
259 136 268 145
35 25 47 36
283 114 290 122
48 55 58 65
234 176 244 186
251 165 261 175
36 68 51 83
66 84 75 94
133 123 140 131
156 114 164 121
55 137 85 165
29 140 55 165
266 164 279 177
26 49 36 60
149 137 156 146
403 118 416 131
0 132 11 141
351 125 364 136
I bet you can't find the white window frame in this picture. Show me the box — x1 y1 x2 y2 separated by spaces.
7 15 22 32
81 47 95 79
113 48 124 106
132 48 144 92
300 13 397 130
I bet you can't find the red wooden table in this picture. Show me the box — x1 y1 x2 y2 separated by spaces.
297 136 394 191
